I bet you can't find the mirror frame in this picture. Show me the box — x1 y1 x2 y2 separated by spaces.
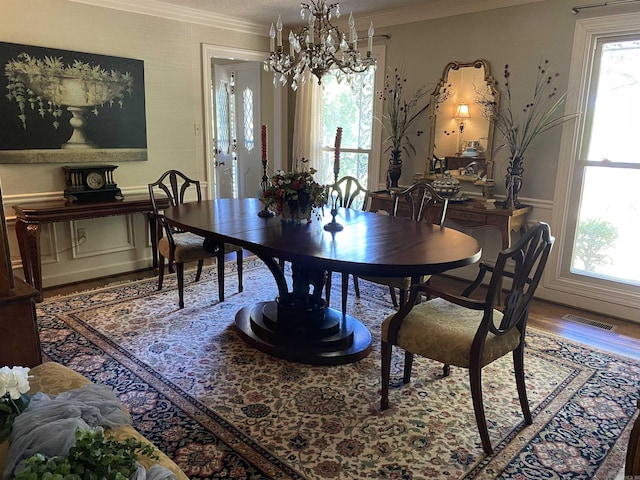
425 59 499 184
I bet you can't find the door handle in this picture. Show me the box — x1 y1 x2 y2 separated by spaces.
214 160 226 167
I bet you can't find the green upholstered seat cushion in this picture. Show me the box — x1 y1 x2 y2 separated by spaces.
381 297 521 368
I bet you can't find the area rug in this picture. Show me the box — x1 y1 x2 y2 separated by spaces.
36 258 637 479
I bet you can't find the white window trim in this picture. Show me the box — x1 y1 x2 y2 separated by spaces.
548 12 640 319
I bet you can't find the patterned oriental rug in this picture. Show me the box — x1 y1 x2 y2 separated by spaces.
36 258 637 479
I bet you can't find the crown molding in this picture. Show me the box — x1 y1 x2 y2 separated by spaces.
66 0 546 35
66 0 268 36
361 0 547 29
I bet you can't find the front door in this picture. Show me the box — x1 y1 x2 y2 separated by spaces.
211 61 262 198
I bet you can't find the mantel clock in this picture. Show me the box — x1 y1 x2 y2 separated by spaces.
63 165 123 203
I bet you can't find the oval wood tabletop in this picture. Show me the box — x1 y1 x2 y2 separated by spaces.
163 198 482 277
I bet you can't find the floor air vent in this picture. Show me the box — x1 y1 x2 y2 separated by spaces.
561 314 615 331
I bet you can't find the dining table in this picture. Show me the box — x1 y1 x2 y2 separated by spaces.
162 198 482 365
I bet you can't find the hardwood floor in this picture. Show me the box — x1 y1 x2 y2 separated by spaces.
43 259 640 362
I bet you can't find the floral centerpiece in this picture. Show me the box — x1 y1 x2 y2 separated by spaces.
0 366 31 441
377 67 430 189
478 60 579 208
261 163 327 224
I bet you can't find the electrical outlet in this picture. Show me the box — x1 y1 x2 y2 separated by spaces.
194 123 202 136
77 228 87 243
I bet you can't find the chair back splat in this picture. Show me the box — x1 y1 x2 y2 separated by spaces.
327 175 370 212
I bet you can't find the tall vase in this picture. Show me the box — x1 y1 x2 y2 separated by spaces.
386 150 402 190
503 156 524 209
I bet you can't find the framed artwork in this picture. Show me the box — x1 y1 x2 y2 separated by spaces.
0 42 147 163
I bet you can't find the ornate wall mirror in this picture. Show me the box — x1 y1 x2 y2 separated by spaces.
425 59 498 186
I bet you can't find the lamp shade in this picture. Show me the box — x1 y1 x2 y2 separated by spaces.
455 103 470 119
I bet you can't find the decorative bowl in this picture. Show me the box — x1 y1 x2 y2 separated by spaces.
431 170 461 197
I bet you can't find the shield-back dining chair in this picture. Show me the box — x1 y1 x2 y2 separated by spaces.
357 182 449 308
324 175 370 313
148 169 243 309
380 222 554 454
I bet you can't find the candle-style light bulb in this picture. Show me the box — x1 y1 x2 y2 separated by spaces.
368 22 374 55
269 23 275 52
276 15 283 48
348 12 355 43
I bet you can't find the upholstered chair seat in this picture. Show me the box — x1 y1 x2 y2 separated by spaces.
158 232 212 264
381 297 520 368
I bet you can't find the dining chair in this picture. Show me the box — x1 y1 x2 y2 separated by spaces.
148 170 243 309
358 182 449 307
324 175 371 313
380 222 554 454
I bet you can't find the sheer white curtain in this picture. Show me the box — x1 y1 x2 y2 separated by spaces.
292 71 322 171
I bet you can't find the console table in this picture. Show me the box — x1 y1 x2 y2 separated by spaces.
369 191 532 250
12 195 169 300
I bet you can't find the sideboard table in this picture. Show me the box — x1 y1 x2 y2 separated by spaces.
369 191 532 250
12 195 169 300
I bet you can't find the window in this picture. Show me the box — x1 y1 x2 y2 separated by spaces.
569 38 640 286
317 46 385 189
551 13 640 316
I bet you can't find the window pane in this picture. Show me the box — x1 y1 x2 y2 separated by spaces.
321 70 374 149
319 151 369 188
587 40 640 164
570 166 640 285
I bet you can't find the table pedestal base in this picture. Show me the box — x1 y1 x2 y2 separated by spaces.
235 301 371 365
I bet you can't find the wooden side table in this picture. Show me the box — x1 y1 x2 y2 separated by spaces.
12 194 170 300
369 191 532 250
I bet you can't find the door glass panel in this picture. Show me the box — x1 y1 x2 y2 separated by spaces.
243 87 254 152
216 80 230 154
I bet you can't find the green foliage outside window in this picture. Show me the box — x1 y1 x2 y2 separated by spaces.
573 218 619 272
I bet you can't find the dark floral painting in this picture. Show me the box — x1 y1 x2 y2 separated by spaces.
0 42 146 163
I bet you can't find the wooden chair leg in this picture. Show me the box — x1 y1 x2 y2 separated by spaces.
513 343 532 424
176 262 185 309
195 259 204 282
341 272 348 314
442 364 451 377
157 254 166 291
469 364 492 455
217 247 225 302
236 250 243 293
381 340 392 410
353 275 361 298
325 271 332 307
403 351 413 384
399 288 406 306
389 286 398 308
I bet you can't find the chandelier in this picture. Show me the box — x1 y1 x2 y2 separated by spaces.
265 0 376 89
